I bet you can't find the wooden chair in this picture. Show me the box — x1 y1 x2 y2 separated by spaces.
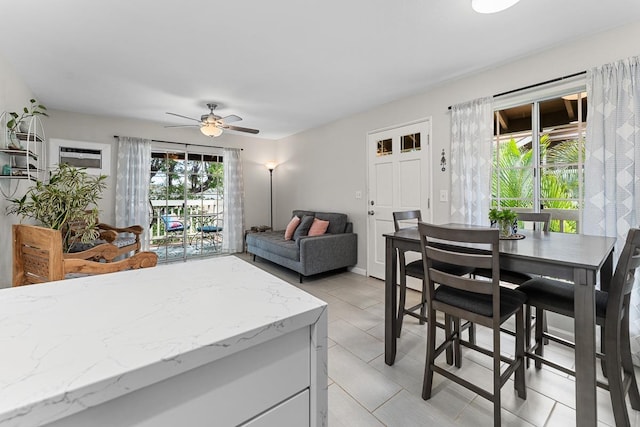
392 210 474 338
418 222 527 427
514 211 551 232
12 224 158 287
66 218 143 260
520 227 640 427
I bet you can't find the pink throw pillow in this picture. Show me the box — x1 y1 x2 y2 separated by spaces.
284 216 301 240
308 218 330 236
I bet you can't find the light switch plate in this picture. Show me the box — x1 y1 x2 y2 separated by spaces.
440 190 448 202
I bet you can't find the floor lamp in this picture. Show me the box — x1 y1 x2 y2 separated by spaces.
265 162 277 230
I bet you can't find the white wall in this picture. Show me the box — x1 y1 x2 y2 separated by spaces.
276 21 640 274
0 54 35 287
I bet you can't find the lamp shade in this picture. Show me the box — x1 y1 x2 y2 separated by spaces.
200 123 223 137
472 0 520 13
265 161 278 171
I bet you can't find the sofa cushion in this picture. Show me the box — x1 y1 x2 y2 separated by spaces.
246 231 299 260
292 210 315 219
315 212 348 234
284 216 301 240
308 218 329 236
294 215 315 240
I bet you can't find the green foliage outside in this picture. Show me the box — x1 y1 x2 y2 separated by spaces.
148 155 224 237
492 134 583 233
149 156 223 202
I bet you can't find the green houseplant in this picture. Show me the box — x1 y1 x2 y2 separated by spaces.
6 99 48 134
7 164 108 251
488 208 517 237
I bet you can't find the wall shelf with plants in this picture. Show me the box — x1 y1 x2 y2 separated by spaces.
0 99 48 197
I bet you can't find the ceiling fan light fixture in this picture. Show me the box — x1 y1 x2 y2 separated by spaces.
472 0 520 14
200 123 223 137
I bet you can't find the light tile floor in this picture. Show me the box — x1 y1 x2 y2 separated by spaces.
236 253 640 427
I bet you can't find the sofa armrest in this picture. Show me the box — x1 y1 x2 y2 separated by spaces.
298 233 357 275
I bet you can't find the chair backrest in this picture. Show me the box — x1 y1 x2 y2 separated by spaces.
160 215 184 231
13 224 159 287
516 212 551 232
13 224 66 285
607 228 640 321
417 222 501 328
393 210 422 232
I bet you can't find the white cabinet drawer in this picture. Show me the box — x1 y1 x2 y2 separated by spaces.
46 326 311 427
241 389 309 427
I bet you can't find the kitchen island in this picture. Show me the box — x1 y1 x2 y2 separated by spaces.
0 256 327 427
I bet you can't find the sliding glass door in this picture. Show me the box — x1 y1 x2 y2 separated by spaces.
149 144 224 262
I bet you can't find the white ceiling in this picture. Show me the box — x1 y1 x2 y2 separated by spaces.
1 0 639 140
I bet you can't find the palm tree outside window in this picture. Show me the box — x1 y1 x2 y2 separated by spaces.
491 91 586 233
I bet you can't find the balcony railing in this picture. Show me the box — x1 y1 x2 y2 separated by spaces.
149 199 223 244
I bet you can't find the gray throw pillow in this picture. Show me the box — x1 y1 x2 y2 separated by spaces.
315 212 347 234
293 215 315 240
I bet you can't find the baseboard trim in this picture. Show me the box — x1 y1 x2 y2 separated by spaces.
348 266 366 276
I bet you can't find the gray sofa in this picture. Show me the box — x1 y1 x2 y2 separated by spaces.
246 210 357 282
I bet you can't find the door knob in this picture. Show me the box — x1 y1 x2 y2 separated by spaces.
368 210 375 215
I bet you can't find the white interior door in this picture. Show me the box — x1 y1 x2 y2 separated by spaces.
366 119 432 281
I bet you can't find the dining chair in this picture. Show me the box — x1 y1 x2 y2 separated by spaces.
476 211 551 284
475 211 552 347
519 227 640 427
12 224 158 286
392 210 474 338
418 222 527 427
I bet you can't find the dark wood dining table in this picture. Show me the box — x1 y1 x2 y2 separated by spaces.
384 224 616 427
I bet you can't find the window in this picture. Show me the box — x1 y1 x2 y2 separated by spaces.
401 133 421 152
492 90 586 233
376 138 392 156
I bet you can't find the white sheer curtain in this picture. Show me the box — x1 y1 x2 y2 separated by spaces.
584 56 640 252
450 97 494 225
222 148 245 253
584 55 640 364
115 136 152 250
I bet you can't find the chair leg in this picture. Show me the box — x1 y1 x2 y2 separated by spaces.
422 306 437 400
468 322 476 345
534 307 544 370
514 307 527 399
621 313 640 409
525 304 531 368
396 274 408 338
451 315 461 368
605 321 631 427
419 278 427 325
493 319 502 427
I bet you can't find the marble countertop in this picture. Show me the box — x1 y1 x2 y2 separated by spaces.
0 256 327 427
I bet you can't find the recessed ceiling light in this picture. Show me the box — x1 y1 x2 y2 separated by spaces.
472 0 521 14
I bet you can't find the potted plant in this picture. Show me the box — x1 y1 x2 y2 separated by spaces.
7 164 107 251
5 99 48 149
488 208 517 237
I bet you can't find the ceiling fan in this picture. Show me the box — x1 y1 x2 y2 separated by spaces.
165 103 259 137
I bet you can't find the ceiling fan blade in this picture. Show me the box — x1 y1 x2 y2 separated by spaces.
221 114 242 124
164 124 199 128
222 125 260 134
166 112 202 123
